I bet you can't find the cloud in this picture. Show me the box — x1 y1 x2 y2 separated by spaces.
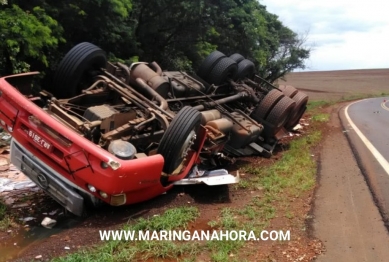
261 0 389 70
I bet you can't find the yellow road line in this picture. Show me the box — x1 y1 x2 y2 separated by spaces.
381 101 389 111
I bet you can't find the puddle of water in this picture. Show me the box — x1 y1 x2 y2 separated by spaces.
0 216 82 261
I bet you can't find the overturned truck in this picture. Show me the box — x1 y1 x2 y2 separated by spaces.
0 43 308 216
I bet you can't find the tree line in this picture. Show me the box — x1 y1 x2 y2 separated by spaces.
0 0 310 84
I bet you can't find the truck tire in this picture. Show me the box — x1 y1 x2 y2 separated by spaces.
250 89 284 122
229 53 245 63
285 91 308 129
53 42 107 98
279 85 298 98
236 59 255 80
197 51 226 81
157 106 201 174
266 96 296 134
208 57 238 85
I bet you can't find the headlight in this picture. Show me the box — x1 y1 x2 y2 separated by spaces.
87 184 97 193
99 191 108 199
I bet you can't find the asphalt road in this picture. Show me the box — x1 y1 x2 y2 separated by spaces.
313 102 389 262
345 97 389 222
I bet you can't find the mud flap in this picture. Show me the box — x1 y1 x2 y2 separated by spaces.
173 166 240 186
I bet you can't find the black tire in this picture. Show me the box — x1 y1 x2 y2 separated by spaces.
197 51 226 81
229 53 245 63
157 106 201 174
53 42 107 98
285 91 308 129
236 59 255 80
207 57 238 85
266 96 296 134
250 89 284 122
278 85 298 98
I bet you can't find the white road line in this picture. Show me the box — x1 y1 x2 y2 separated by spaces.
345 100 389 175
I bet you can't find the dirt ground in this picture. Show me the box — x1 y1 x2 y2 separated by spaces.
1 68 389 261
278 69 389 101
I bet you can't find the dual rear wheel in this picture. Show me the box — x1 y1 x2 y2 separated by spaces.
197 52 256 85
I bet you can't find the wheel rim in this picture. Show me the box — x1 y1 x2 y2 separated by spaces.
180 130 197 158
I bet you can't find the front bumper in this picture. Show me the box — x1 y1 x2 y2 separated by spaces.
10 139 86 216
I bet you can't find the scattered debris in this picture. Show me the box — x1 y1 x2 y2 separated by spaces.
293 124 303 130
13 203 29 209
4 197 15 205
64 246 70 250
0 156 10 171
0 177 36 192
49 209 58 216
35 255 42 259
1 134 11 141
19 217 36 222
41 217 57 229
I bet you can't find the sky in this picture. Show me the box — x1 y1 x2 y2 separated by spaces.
261 0 389 71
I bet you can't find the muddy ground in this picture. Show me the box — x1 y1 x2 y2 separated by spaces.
1 68 389 261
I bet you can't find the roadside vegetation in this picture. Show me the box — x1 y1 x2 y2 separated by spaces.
0 200 13 231
53 101 331 261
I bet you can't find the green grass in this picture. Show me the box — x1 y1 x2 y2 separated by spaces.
0 201 13 231
307 92 389 111
54 207 200 262
241 129 321 195
128 207 199 231
312 113 330 122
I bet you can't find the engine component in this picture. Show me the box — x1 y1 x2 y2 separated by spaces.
163 71 206 97
227 112 263 149
83 105 117 122
108 140 137 160
129 63 170 97
201 109 222 124
83 105 136 132
206 118 233 134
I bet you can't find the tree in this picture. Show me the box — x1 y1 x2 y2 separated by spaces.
0 0 310 82
0 4 63 75
255 9 310 82
130 0 310 80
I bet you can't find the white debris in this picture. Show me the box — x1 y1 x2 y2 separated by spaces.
293 124 303 130
0 177 36 192
41 217 57 229
1 134 11 140
13 203 29 209
19 217 35 222
49 209 58 216
64 246 70 250
35 255 42 259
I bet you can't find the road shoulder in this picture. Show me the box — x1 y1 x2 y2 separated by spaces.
313 104 389 261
